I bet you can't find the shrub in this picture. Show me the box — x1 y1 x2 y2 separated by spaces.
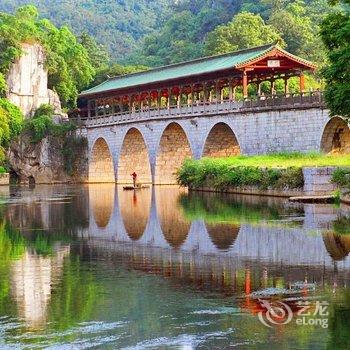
0 98 23 142
0 166 6 174
0 73 7 97
25 104 76 143
177 159 304 190
0 98 23 162
331 168 350 189
33 104 54 118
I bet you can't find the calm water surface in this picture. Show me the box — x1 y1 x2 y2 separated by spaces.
0 184 349 349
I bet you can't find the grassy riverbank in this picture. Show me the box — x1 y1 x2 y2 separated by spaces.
177 152 350 190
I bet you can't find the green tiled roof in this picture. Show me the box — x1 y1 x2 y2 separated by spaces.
80 44 313 96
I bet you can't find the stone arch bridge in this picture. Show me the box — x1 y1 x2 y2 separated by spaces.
82 95 350 185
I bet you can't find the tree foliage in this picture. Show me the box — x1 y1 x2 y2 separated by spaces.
0 1 332 68
25 104 75 143
0 98 23 161
320 1 350 119
204 12 283 55
0 0 172 62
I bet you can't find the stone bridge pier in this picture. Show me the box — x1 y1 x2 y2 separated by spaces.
85 106 348 185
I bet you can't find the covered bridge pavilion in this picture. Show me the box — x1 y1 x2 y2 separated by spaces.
78 44 317 119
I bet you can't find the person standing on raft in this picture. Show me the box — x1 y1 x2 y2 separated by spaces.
131 172 137 188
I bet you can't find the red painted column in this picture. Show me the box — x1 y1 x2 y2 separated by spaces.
299 72 305 94
243 70 248 98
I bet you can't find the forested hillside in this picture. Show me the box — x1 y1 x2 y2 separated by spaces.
0 0 333 66
0 0 172 61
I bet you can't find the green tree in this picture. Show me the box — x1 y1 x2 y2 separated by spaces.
0 73 6 97
268 0 327 65
0 98 23 161
320 0 350 119
204 12 283 55
79 32 110 72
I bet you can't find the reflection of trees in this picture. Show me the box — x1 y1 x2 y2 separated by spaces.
179 192 302 226
0 220 101 333
206 223 240 250
5 185 89 236
323 232 350 261
0 222 26 314
119 188 151 240
327 289 350 350
156 187 190 248
332 215 350 235
47 253 101 331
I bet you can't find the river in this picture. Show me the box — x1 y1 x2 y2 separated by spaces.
0 185 349 349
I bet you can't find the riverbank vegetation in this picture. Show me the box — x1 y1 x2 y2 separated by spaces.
177 152 350 190
332 168 350 191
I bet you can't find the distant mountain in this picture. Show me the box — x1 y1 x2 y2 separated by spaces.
0 0 331 67
0 0 172 61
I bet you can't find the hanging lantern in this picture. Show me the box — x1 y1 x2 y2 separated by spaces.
150 90 158 99
161 89 169 98
122 95 129 103
194 84 203 92
182 86 191 95
140 92 149 100
171 86 180 96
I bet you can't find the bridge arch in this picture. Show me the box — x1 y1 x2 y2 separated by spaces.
89 137 115 183
155 122 193 184
119 188 152 241
156 187 190 248
206 223 240 251
323 232 350 261
202 122 241 158
320 117 350 154
89 184 115 228
117 127 152 184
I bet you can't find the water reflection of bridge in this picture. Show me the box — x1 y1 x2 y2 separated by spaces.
87 185 350 270
3 184 350 329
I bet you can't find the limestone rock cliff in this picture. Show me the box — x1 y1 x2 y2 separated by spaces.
8 134 88 184
6 43 64 118
6 43 80 184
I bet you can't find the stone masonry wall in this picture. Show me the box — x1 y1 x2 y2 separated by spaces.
86 107 342 184
303 167 338 195
202 122 240 157
154 123 192 184
89 138 115 183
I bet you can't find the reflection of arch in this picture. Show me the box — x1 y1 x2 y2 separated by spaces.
323 232 350 261
156 187 190 248
202 123 240 157
320 117 350 154
89 184 115 228
119 188 151 240
89 138 115 183
155 123 192 184
206 223 240 250
117 128 152 184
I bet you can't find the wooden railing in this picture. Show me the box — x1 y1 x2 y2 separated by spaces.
74 91 325 128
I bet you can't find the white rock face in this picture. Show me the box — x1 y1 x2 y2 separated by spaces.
6 43 63 117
